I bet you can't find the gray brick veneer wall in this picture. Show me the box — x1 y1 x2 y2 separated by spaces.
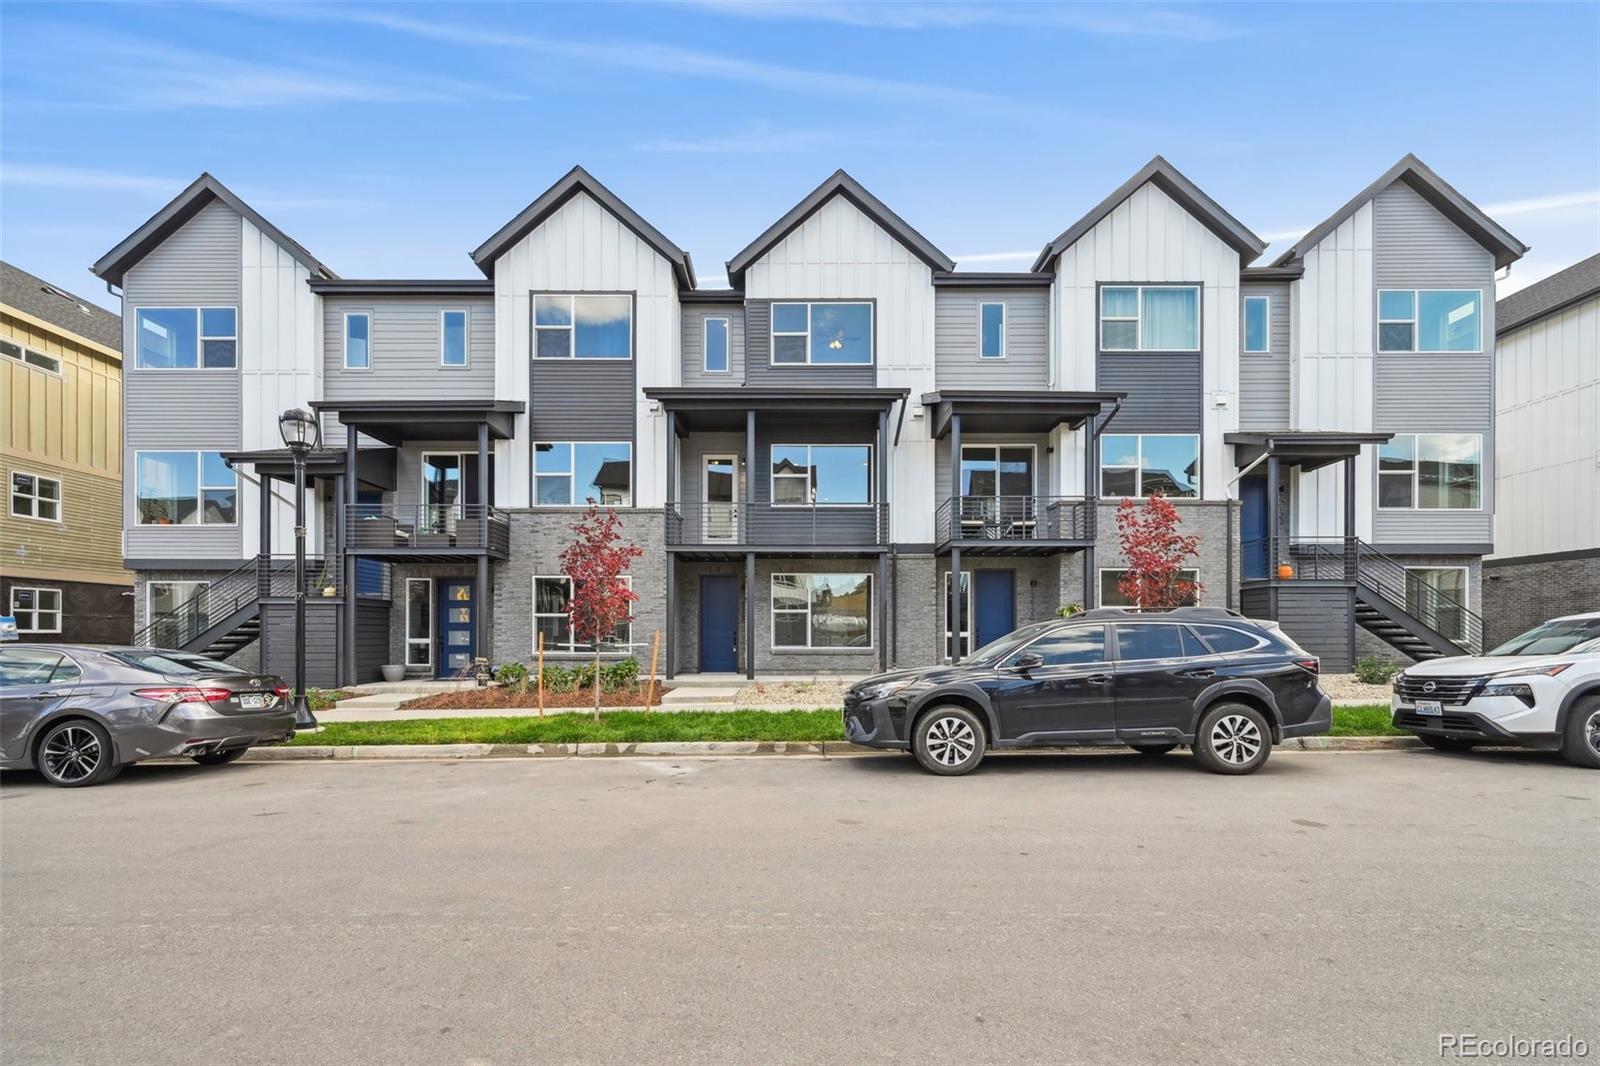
1092 500 1240 609
1482 551 1600 649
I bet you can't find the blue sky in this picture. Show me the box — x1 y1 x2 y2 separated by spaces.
3 1 1597 311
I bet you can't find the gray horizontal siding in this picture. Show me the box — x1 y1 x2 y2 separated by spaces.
121 200 241 306
322 298 495 401
1374 182 1494 288
680 305 746 386
529 359 636 439
934 288 1048 388
1272 584 1354 673
124 372 242 444
1239 282 1290 431
744 300 877 388
1096 353 1202 432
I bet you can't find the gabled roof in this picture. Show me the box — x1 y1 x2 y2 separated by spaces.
1 260 122 352
1032 156 1267 273
471 166 695 289
725 170 955 287
1496 252 1600 335
91 173 335 287
1271 153 1529 271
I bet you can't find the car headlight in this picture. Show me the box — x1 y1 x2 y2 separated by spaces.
1481 682 1537 707
856 679 915 702
1489 663 1572 679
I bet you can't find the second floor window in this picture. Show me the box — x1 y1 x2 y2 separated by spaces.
535 294 632 359
1101 434 1200 498
1243 295 1270 353
704 316 730 373
771 302 872 365
534 442 632 506
440 310 468 366
771 444 871 506
1 338 62 374
10 471 61 521
980 302 1006 359
135 451 237 525
136 307 236 369
344 312 371 369
1378 290 1482 353
1378 433 1481 509
1100 286 1200 352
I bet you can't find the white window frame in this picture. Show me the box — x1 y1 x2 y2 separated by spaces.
1242 295 1271 354
1098 285 1202 353
439 308 469 368
701 453 740 542
531 574 633 654
405 578 433 668
132 306 238 370
1377 289 1484 354
1403 566 1470 641
343 311 372 370
979 301 1006 359
0 336 62 376
134 450 239 527
9 585 62 634
145 580 210 628
703 315 731 374
769 443 873 508
532 441 634 507
1098 433 1202 498
1376 432 1483 512
770 573 874 651
10 469 62 522
942 570 973 660
1098 568 1200 611
769 301 874 366
533 293 634 361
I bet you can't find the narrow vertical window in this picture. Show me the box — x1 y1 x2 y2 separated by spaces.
441 310 468 367
344 312 371 369
1243 295 1270 353
980 302 1005 359
704 316 730 373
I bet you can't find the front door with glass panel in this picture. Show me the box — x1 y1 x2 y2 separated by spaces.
703 455 739 542
959 446 1035 539
436 580 476 678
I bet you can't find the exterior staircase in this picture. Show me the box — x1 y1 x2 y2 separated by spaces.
133 556 336 659
1291 539 1482 660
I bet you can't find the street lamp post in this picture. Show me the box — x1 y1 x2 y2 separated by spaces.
279 407 321 730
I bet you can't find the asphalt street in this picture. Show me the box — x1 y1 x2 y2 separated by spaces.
2 749 1596 1065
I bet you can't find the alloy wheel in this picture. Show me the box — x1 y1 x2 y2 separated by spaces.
1586 709 1600 758
41 725 104 784
925 715 977 768
1209 714 1263 766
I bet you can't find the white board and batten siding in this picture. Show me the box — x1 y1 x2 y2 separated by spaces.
742 193 937 542
1047 181 1241 500
492 190 681 509
1494 293 1600 559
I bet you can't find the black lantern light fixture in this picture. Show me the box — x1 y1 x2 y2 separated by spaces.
278 407 321 730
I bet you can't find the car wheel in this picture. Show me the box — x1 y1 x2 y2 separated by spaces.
1559 697 1600 769
1130 743 1177 756
1192 703 1271 775
912 706 986 776
191 747 248 766
1417 734 1478 754
35 720 117 788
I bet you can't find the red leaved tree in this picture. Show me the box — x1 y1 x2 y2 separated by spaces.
1114 495 1203 610
559 504 643 720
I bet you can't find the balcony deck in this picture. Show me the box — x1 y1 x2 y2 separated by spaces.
666 501 890 557
345 504 510 560
935 495 1095 555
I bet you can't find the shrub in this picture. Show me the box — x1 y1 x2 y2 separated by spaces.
540 665 578 693
602 657 640 692
494 662 530 687
1056 602 1084 618
572 662 599 691
1353 656 1401 686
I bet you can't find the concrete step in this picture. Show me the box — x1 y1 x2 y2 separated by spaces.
659 686 740 706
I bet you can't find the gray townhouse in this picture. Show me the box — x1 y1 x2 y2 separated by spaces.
89 154 1525 684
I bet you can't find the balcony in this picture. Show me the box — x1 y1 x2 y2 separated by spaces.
667 501 890 552
345 504 510 559
935 495 1095 553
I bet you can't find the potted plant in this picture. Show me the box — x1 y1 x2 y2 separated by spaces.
316 561 338 597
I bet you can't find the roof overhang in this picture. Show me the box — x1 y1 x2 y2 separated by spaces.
645 386 908 433
310 400 525 446
932 271 1054 288
1226 431 1394 473
921 389 1126 438
223 446 398 490
307 279 493 297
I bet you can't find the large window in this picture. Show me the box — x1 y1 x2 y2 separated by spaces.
704 316 730 374
980 302 1006 359
771 302 873 365
1243 295 1270 353
772 573 872 648
406 579 433 669
1100 434 1200 498
771 444 871 506
1378 433 1482 509
1100 569 1199 610
135 451 237 525
146 581 208 647
136 307 236 369
533 575 632 653
440 309 468 367
960 445 1034 499
1406 567 1468 641
1 337 62 374
534 442 633 506
1378 290 1482 353
10 471 61 521
535 294 632 359
9 586 62 634
1099 286 1200 351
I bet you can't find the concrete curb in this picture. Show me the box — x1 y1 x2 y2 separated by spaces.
240 736 1424 762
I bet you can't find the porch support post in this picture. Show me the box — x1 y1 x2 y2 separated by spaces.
477 422 490 548
664 552 676 680
949 412 962 541
877 409 889 544
744 551 756 681
949 545 962 663
1265 453 1280 619
878 551 889 672
1083 418 1096 609
344 422 359 687
333 472 345 694
258 472 272 598
1342 454 1357 582
476 553 488 672
745 409 756 543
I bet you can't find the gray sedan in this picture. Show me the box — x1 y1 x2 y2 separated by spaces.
0 645 296 787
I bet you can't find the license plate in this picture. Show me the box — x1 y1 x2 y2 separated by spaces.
1415 700 1443 716
238 693 270 709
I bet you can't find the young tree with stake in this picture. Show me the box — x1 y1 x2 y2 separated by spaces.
559 504 643 720
1114 495 1203 610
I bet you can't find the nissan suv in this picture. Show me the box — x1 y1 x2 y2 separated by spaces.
843 607 1331 776
1392 611 1600 768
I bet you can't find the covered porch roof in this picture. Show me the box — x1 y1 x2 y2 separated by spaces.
1226 431 1393 474
309 400 524 446
644 386 908 434
921 389 1125 438
222 446 398 491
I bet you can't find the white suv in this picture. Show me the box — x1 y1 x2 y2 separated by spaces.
1392 611 1600 768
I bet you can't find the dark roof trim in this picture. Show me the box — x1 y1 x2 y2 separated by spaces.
1225 431 1394 446
1241 265 1304 282
1495 252 1600 335
310 399 524 415
725 170 954 285
645 386 907 410
920 389 1126 439
1271 153 1529 271
91 172 335 287
932 271 1053 288
471 166 695 289
1033 156 1267 272
307 278 493 297
679 288 744 304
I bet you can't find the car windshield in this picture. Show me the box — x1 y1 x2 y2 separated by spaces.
109 650 248 676
966 622 1055 665
1486 617 1600 656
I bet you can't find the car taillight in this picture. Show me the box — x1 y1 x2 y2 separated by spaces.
134 686 232 703
1294 658 1320 675
273 685 291 699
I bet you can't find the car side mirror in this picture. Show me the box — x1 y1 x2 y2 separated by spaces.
1010 652 1044 672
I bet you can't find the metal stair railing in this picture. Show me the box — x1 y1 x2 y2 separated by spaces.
1288 536 1482 653
133 555 342 651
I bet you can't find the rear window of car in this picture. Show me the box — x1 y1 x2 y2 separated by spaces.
109 650 247 676
1190 624 1264 654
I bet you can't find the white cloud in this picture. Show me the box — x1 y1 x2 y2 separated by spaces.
675 1 1241 41
1 163 179 195
636 129 832 154
1483 190 1600 217
951 250 1037 264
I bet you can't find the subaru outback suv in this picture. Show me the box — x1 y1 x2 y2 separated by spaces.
843 607 1331 776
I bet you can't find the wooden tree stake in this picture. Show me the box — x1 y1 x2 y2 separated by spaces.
645 628 661 713
536 631 545 717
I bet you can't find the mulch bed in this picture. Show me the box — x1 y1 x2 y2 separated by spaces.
398 685 672 711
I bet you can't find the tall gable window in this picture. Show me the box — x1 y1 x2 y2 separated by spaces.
440 309 468 366
771 302 872 365
535 294 632 359
344 312 371 369
704 316 730 373
1099 286 1200 352
136 307 236 369
979 302 1006 359
1243 295 1270 353
1378 290 1481 352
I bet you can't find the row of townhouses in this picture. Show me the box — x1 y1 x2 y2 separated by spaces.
89 154 1530 685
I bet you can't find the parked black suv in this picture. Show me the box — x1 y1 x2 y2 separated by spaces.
844 607 1331 776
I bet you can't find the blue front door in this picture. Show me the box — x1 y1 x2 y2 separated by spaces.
700 575 739 673
1241 478 1269 579
974 570 1015 650
437 580 476 678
